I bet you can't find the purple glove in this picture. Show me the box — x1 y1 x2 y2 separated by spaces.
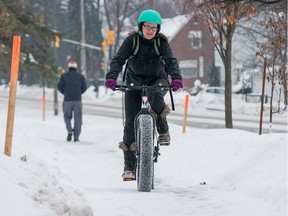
105 79 117 91
171 79 183 91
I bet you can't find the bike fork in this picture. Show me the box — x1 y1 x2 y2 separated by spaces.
153 142 161 162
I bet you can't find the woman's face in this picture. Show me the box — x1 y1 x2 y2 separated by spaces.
142 22 157 40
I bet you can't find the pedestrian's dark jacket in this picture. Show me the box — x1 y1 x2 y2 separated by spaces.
106 32 181 85
57 68 87 101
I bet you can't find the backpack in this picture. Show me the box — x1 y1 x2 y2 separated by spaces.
122 34 161 81
122 34 175 111
131 34 161 57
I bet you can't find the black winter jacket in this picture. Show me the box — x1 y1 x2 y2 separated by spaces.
57 68 87 101
106 32 182 85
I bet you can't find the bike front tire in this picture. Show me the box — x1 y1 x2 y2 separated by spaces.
136 114 154 192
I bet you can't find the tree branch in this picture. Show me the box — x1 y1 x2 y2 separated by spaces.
213 0 282 4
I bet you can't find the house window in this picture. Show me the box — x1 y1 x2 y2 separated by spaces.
199 56 204 78
194 16 198 25
188 31 202 49
179 60 198 78
182 68 198 78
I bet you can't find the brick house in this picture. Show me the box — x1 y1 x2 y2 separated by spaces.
161 14 215 89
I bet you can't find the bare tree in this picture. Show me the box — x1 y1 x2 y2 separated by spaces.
229 0 287 130
103 0 148 60
211 0 282 3
183 1 258 128
183 0 283 128
254 2 287 130
103 0 187 60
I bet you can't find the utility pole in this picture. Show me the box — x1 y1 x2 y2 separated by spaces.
150 0 154 9
80 0 87 77
52 0 58 116
42 0 48 121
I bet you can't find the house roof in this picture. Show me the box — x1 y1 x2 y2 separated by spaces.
161 14 193 42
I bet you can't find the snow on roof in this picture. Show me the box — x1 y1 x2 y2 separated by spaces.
161 14 192 42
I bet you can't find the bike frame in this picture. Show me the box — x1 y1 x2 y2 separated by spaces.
133 87 158 162
115 83 171 191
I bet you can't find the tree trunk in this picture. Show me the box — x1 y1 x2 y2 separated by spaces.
224 36 233 128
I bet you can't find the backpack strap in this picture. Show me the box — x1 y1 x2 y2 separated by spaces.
123 35 138 82
132 35 160 57
132 35 139 57
123 35 161 82
154 37 161 56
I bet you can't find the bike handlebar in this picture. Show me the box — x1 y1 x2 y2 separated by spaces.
114 83 175 111
115 84 172 92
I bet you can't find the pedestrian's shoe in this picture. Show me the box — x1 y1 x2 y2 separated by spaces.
74 138 79 142
158 132 170 146
122 170 136 181
67 132 73 141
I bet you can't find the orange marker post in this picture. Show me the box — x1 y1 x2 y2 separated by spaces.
42 94 46 121
4 36 21 156
182 94 189 133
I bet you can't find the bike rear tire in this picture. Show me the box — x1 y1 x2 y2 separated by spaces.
136 114 154 192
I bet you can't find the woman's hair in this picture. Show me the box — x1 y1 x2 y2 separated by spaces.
128 31 138 36
157 33 168 42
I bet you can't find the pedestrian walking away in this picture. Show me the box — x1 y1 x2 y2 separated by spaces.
57 60 87 142
105 9 183 180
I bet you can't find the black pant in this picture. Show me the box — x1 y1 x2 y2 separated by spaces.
123 79 168 145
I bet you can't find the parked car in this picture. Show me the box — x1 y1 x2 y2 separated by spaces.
189 86 225 96
205 87 225 94
245 93 269 103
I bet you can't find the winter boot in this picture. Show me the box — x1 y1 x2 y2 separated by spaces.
122 170 136 181
120 142 137 181
158 133 171 145
150 105 171 146
67 132 73 141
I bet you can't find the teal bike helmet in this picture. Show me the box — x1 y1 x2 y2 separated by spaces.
138 9 162 36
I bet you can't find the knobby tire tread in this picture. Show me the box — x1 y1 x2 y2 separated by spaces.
136 114 154 192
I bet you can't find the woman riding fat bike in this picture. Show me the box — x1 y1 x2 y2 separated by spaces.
105 9 183 180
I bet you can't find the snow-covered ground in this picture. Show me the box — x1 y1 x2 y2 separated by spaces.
0 85 287 216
